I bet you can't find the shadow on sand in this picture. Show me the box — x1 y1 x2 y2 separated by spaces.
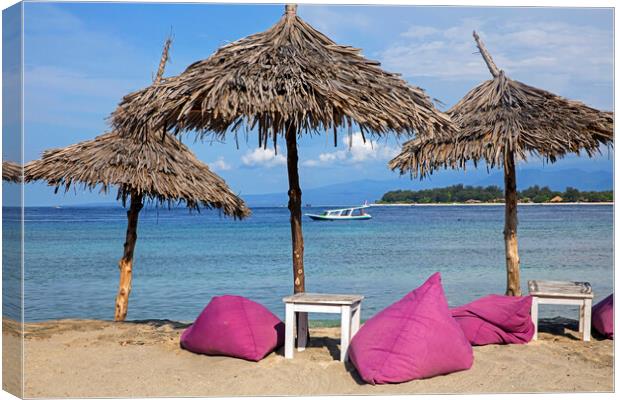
125 319 192 330
538 317 606 341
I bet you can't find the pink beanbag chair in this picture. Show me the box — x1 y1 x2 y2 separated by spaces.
348 272 473 384
451 295 534 345
180 295 285 361
592 294 613 339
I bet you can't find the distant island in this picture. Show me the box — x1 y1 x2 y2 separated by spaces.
378 185 613 204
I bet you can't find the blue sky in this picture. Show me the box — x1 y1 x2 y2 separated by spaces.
10 2 614 205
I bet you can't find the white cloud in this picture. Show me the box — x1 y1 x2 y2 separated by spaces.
208 157 232 171
241 147 286 168
380 18 613 86
302 133 400 168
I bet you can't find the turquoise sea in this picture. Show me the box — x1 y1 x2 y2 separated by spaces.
2 204 614 323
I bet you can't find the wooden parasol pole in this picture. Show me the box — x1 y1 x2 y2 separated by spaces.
283 4 305 295
285 121 305 294
114 37 171 321
473 31 501 78
283 3 309 344
285 119 310 344
503 152 521 296
285 3 297 16
114 190 144 321
474 31 521 296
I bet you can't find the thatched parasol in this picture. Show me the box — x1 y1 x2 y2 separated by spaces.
3 161 22 183
25 131 249 215
25 39 250 321
390 31 613 296
111 4 455 301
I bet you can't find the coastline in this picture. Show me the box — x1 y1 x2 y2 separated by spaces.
371 202 614 207
4 318 613 397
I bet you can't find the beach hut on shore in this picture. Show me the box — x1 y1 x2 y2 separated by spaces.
389 31 613 296
3 161 22 183
25 39 250 321
110 4 455 303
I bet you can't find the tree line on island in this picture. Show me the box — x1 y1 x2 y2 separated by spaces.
379 184 613 204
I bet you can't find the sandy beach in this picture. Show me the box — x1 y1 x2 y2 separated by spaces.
3 317 612 397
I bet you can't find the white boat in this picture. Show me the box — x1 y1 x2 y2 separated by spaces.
305 205 372 221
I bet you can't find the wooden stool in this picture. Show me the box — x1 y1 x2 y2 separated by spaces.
528 280 593 341
282 293 363 362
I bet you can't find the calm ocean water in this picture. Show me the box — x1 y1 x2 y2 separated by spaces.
3 204 614 322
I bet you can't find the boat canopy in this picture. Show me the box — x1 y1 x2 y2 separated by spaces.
323 206 369 217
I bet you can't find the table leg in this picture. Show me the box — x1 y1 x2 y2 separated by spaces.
579 304 584 333
351 303 361 337
297 312 308 351
340 305 351 362
284 304 295 359
531 296 539 341
583 299 592 342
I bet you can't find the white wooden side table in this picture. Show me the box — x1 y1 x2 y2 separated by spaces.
528 280 593 341
282 293 363 362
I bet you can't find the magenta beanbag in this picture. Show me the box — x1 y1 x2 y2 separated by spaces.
348 273 473 384
180 295 285 361
592 294 613 339
451 295 534 345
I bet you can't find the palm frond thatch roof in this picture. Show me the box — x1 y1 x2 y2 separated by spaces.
390 32 614 177
3 161 22 183
25 132 250 218
388 135 459 178
111 5 455 143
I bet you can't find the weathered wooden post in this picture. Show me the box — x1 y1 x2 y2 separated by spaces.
503 152 521 296
285 121 305 294
473 31 521 295
114 38 172 321
114 191 144 321
283 4 308 340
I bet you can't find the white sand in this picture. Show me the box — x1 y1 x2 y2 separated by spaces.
2 318 613 397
